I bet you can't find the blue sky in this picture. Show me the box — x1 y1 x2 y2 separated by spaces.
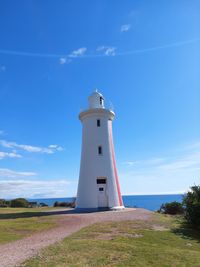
0 0 199 199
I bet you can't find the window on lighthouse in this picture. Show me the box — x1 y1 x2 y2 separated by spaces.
98 146 102 155
97 119 101 127
100 97 103 106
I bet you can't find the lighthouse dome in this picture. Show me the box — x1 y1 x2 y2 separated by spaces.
88 90 105 109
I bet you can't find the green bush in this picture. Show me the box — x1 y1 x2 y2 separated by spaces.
159 201 184 215
10 198 29 208
0 199 8 207
183 185 200 229
54 199 76 208
39 202 48 207
0 199 11 207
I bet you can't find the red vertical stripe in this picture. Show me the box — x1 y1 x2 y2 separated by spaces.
109 121 123 206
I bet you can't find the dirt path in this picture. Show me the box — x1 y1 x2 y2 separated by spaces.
0 208 152 267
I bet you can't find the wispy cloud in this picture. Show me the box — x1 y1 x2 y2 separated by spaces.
48 144 63 151
122 157 165 166
59 47 87 64
0 140 63 154
157 152 200 172
105 47 116 56
96 46 116 56
123 151 200 172
120 24 131 32
117 39 200 56
0 151 22 159
59 57 71 65
0 65 6 72
0 130 5 135
0 38 199 59
120 141 200 195
59 57 67 64
122 161 135 166
0 168 36 178
184 141 200 150
69 47 87 58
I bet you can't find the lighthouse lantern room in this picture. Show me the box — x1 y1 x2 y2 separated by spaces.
76 90 124 211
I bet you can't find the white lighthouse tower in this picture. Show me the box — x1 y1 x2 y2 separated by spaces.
76 90 124 211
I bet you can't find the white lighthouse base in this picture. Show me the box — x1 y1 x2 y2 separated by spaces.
75 206 125 213
110 206 125 211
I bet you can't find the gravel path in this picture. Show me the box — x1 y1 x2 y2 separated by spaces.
0 208 152 267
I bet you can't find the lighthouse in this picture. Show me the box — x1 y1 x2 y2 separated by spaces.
76 90 124 211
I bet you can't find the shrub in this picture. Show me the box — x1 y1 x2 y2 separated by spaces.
183 185 200 229
10 198 29 208
69 199 76 208
39 202 48 207
0 199 9 207
159 201 184 215
54 199 76 208
54 201 66 207
28 202 38 208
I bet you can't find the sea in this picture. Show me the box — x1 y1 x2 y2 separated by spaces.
29 194 183 211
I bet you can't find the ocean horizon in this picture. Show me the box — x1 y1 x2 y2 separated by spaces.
29 194 184 211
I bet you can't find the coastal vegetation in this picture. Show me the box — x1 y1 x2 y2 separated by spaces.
23 213 200 267
158 201 184 215
10 198 29 208
183 185 200 229
0 197 76 209
159 185 200 229
54 198 76 208
0 198 39 208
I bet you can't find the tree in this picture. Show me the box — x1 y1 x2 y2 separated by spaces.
10 198 29 208
159 201 184 215
183 185 200 228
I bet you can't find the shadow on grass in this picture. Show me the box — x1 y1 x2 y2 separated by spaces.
0 208 109 219
172 219 200 243
0 209 76 219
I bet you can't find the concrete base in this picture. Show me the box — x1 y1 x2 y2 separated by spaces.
75 206 125 213
110 206 125 211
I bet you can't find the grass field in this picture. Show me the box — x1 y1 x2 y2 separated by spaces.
23 214 200 267
0 207 63 244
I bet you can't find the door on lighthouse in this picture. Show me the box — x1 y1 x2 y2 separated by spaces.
97 178 108 208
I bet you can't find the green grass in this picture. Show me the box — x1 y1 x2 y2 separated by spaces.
23 214 200 267
0 207 63 244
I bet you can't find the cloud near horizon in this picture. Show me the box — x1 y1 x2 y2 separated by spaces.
0 168 36 178
120 141 200 195
1 141 199 198
0 167 77 199
0 178 76 199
